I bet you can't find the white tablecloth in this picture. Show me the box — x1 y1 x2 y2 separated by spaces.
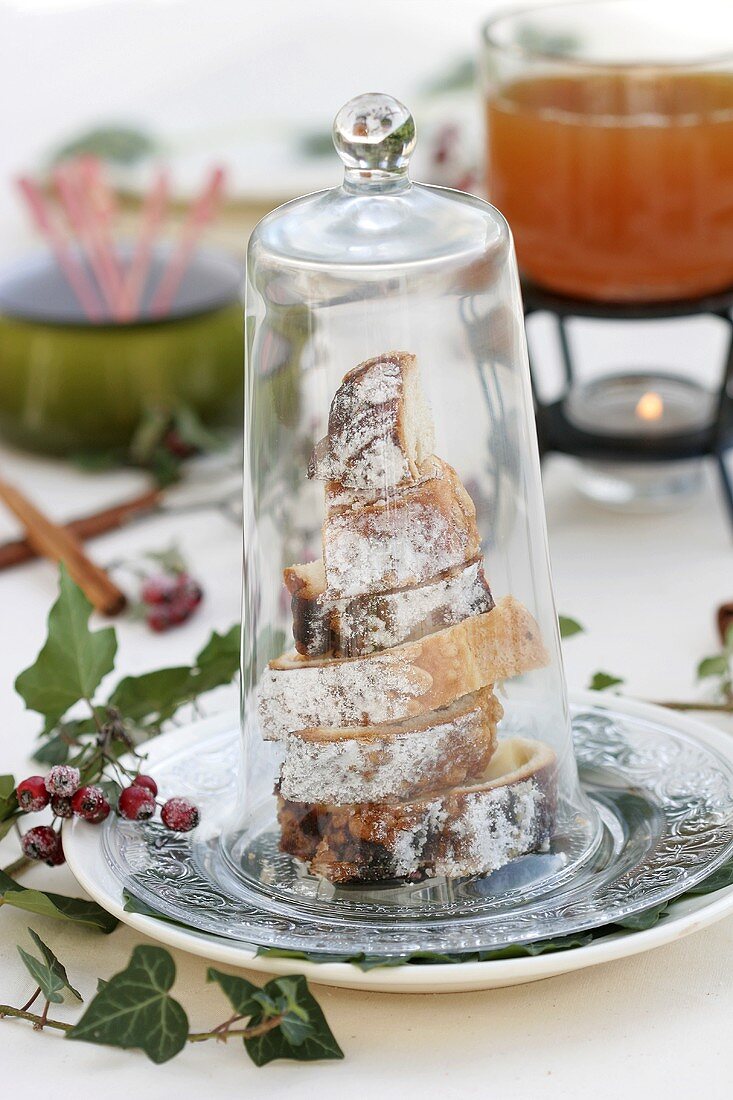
0 441 731 1099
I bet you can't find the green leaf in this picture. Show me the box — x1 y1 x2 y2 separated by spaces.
559 615 584 639
15 566 117 729
192 624 241 695
143 543 188 576
18 946 66 1003
0 815 20 841
0 774 17 819
588 671 625 692
207 967 261 1016
173 405 224 455
686 857 733 895
33 736 70 765
0 869 118 934
108 666 192 728
17 928 82 1003
68 945 188 1064
697 654 728 680
612 902 669 931
244 975 343 1065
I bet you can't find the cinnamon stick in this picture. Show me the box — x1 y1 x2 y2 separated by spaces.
0 488 161 571
0 477 128 615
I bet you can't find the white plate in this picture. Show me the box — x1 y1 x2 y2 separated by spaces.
64 694 733 993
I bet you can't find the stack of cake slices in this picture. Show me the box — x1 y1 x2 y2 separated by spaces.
258 352 556 884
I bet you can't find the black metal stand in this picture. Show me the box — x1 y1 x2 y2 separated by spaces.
523 281 733 527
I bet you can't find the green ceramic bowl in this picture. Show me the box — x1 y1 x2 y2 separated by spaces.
0 248 243 455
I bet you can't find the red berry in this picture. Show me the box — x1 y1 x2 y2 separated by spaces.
118 784 156 821
133 774 158 797
45 765 80 797
71 785 110 824
147 607 172 632
141 574 177 606
22 825 64 865
50 794 74 819
16 776 50 812
161 797 200 832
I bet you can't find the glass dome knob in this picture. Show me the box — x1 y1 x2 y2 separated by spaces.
332 93 416 173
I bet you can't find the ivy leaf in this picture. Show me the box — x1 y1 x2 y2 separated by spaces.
15 566 117 730
0 869 118 933
108 666 192 729
588 671 625 692
17 928 82 1003
67 945 188 1064
697 654 729 680
686 856 733 894
559 615 584 639
192 625 241 695
207 967 261 1015
612 902 669 931
244 975 343 1065
18 946 66 1003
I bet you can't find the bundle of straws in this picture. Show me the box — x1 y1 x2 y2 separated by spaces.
16 159 226 323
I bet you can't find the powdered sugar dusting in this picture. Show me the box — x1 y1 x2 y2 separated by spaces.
280 696 497 803
258 653 430 739
324 497 478 599
337 559 493 656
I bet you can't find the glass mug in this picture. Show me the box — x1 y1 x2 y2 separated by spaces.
482 0 733 302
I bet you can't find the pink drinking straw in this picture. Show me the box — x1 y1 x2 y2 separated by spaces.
149 165 226 317
53 162 125 320
15 176 103 321
120 167 169 320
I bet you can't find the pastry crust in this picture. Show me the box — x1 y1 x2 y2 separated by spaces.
322 457 481 599
285 556 494 659
258 596 548 739
278 736 557 883
307 351 434 489
279 687 502 804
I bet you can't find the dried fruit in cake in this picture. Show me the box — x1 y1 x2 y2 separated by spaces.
279 687 502 804
258 596 548 739
285 556 494 659
308 352 434 489
321 457 481 599
278 737 557 883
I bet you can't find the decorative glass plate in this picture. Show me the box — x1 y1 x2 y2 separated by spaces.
65 694 733 972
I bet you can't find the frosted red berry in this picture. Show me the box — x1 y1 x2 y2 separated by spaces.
16 776 50 812
141 574 177 606
118 784 156 821
45 765 81 798
71 785 111 824
161 797 200 832
133 774 158 797
143 573 203 632
22 825 64 865
50 794 74 819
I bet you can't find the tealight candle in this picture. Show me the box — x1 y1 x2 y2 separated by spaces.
566 373 715 438
564 373 716 510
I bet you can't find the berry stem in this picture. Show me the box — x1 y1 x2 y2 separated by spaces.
187 1015 285 1043
1 854 31 878
0 1004 286 1043
19 987 41 1013
0 1004 71 1032
650 699 733 712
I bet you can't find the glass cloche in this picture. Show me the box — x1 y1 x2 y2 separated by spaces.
225 93 602 940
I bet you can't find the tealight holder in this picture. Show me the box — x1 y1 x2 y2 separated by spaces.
523 282 733 518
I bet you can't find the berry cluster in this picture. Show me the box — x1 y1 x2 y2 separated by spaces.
141 572 203 633
15 765 200 868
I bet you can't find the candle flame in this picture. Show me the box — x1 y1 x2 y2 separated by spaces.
636 391 664 422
